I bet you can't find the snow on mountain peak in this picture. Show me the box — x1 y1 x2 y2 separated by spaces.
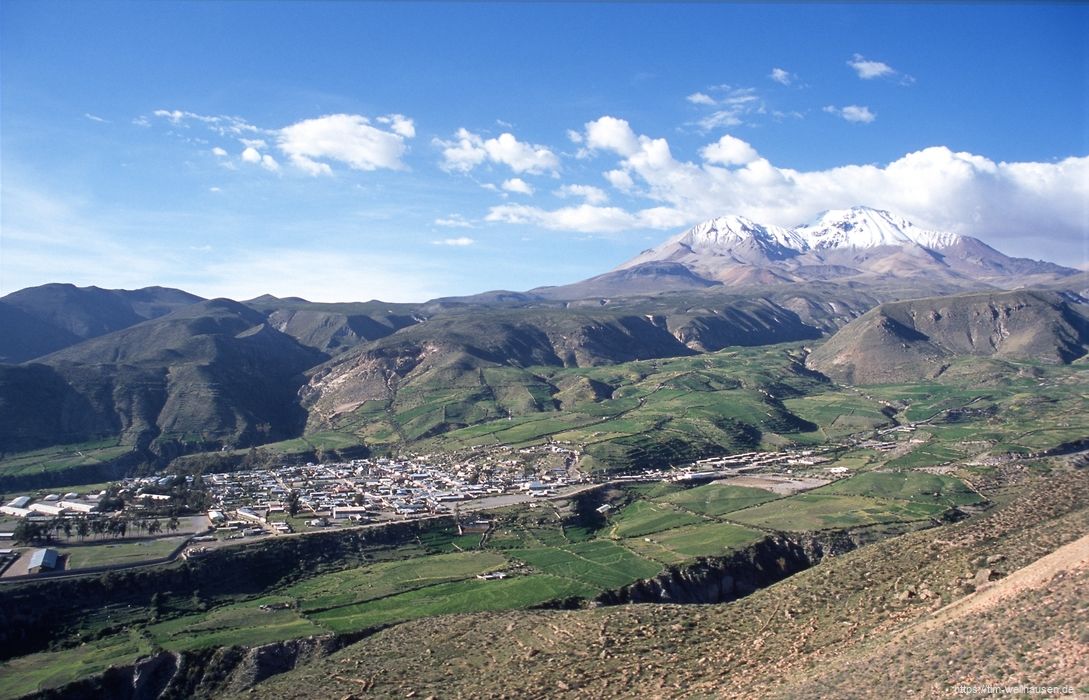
795 207 963 250
680 215 807 253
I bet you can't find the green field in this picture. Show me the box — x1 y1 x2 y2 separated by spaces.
0 439 129 480
0 628 154 699
606 500 704 538
821 471 983 506
60 536 188 570
511 540 662 589
148 596 328 651
729 493 948 531
309 575 596 633
624 522 765 564
286 551 508 612
658 483 778 516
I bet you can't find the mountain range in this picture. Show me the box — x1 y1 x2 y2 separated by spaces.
1 206 1086 477
606 206 1076 292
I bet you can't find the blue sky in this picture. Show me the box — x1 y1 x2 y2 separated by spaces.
2 1 1087 301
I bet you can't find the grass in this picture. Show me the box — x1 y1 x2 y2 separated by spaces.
309 575 597 633
148 596 328 652
59 536 188 569
0 439 129 479
607 500 704 538
624 522 765 564
510 541 662 589
285 551 509 612
658 483 778 516
0 628 154 699
820 471 984 507
729 493 948 532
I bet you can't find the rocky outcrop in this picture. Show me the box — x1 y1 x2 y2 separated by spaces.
595 531 868 606
26 633 370 700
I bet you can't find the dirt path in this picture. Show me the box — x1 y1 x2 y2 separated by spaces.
914 531 1089 634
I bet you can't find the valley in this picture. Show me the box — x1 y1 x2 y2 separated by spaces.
0 208 1087 698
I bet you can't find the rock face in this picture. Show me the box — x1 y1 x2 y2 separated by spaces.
807 290 1089 384
594 532 862 606
28 634 365 700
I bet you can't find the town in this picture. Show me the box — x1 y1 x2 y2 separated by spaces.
0 441 850 579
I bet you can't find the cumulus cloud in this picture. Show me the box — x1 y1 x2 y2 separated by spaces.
376 113 416 138
491 116 1088 262
501 177 535 195
435 129 559 175
604 169 636 192
824 105 876 123
686 92 717 106
212 146 228 157
584 116 641 157
769 68 794 86
554 184 609 205
847 54 913 83
432 236 475 246
241 146 262 163
241 146 280 172
700 134 760 166
278 114 413 175
847 54 895 80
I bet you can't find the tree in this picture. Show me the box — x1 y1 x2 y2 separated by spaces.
76 517 90 542
167 515 180 533
287 490 302 517
147 519 163 536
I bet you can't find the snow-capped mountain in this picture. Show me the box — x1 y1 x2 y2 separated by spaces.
794 207 963 251
614 206 1076 291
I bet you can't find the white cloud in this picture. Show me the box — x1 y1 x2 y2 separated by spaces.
700 134 759 166
241 146 281 172
376 113 416 138
554 184 609 205
824 105 877 123
583 116 641 157
432 236 475 246
435 128 489 173
84 113 108 123
684 87 766 131
566 129 583 144
769 68 794 86
485 203 688 234
278 113 413 175
604 169 636 192
492 117 1089 265
847 54 902 81
241 138 268 150
151 109 260 136
209 187 222 193
436 129 559 175
686 92 716 106
484 133 560 174
212 146 228 157
434 215 475 228
501 178 535 195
